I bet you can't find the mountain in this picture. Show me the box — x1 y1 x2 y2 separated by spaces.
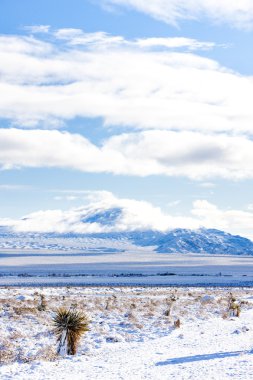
1 225 253 255
151 228 253 255
82 228 253 255
1 203 253 255
80 207 123 226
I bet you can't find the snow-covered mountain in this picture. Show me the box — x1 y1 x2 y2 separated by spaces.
85 229 253 255
1 225 253 255
1 197 253 255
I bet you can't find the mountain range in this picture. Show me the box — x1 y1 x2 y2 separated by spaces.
1 205 253 255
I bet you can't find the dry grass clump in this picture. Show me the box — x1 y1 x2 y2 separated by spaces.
150 299 160 307
36 345 58 362
164 308 171 317
53 308 89 355
37 294 47 312
16 349 34 364
174 318 181 329
105 297 114 311
92 298 106 312
0 341 16 365
164 294 177 317
143 310 156 318
228 293 241 318
134 322 144 329
13 306 37 316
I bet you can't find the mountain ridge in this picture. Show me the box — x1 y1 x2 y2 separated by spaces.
0 226 253 255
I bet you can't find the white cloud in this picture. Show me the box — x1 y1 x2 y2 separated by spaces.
104 0 253 29
1 191 181 233
104 130 253 180
2 128 253 180
0 35 52 56
24 25 50 34
54 29 126 48
136 37 217 50
192 200 253 239
2 191 253 239
0 128 122 173
53 29 216 50
1 29 253 182
1 30 252 134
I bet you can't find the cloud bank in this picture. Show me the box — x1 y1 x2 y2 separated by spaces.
0 29 252 181
2 128 253 180
0 30 252 134
2 191 253 239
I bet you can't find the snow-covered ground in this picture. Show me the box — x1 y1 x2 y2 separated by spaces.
1 250 253 286
1 287 253 379
2 230 253 286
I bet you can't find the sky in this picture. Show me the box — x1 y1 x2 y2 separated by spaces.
1 0 253 238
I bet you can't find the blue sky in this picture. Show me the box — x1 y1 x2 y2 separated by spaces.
1 0 253 238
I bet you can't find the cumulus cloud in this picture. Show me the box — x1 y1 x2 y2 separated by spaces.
1 191 182 233
2 191 253 239
104 0 253 29
105 130 253 179
1 30 252 133
1 29 253 182
0 128 122 172
192 200 253 239
2 128 253 180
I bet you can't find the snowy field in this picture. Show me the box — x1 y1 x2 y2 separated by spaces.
1 286 253 379
1 250 253 286
2 231 253 286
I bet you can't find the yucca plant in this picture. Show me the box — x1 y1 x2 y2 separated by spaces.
52 308 89 356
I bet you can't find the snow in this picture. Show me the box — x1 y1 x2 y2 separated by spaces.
1 287 253 379
1 250 253 286
1 227 253 256
1 228 253 288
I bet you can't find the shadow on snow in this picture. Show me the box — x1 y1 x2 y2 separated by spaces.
156 350 249 366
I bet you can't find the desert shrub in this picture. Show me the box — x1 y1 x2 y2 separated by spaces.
52 308 89 356
0 341 16 365
174 318 181 329
164 308 171 317
228 293 241 317
13 306 36 316
16 349 34 364
38 294 47 311
105 296 118 311
105 298 112 310
134 322 144 329
164 294 177 317
170 293 178 302
36 345 58 362
150 299 160 307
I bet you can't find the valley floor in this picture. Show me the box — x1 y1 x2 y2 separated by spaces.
1 287 253 379
1 251 253 287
